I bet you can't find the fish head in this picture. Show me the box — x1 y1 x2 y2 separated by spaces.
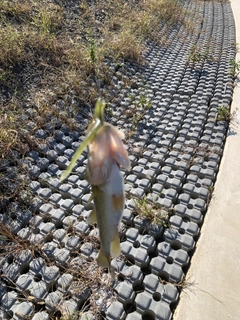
86 123 130 185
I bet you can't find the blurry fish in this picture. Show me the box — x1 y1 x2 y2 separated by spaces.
61 98 130 280
86 122 130 185
87 162 126 279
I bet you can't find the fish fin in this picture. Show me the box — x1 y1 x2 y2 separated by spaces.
87 209 97 225
110 232 121 258
97 249 110 268
86 191 95 206
97 250 116 281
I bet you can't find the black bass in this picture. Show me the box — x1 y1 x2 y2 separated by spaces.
87 162 125 279
61 99 130 279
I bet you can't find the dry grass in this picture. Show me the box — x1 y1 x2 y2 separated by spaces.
0 0 187 105
0 2 189 317
0 0 189 210
133 195 170 227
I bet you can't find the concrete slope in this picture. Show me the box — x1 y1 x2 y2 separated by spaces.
174 0 240 319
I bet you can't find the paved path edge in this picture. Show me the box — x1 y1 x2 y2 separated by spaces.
173 0 240 319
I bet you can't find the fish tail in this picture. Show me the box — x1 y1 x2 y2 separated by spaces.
97 249 116 281
97 249 110 268
87 208 97 225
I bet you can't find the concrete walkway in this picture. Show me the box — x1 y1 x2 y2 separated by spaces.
173 0 240 319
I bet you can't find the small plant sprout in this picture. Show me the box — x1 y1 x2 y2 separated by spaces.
216 105 237 124
229 59 240 79
133 195 169 228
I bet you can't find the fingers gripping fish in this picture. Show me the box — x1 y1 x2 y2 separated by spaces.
61 99 130 280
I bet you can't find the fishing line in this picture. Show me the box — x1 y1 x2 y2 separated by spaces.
90 0 102 100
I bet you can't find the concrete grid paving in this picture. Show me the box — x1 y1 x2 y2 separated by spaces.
0 1 237 319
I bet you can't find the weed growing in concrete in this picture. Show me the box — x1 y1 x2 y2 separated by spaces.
229 59 240 79
216 105 237 123
133 195 169 228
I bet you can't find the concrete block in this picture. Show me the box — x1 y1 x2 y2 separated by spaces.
11 301 34 318
150 255 184 282
159 166 186 182
38 188 52 200
105 301 126 320
182 182 209 200
157 241 189 268
59 183 72 198
42 265 60 283
37 158 50 171
35 129 47 139
126 174 138 185
53 228 66 243
38 143 50 154
47 164 61 176
186 173 213 188
30 280 48 299
50 208 65 223
28 232 44 244
54 130 64 142
54 143 66 155
163 228 195 253
46 150 58 162
121 240 149 268
1 291 18 311
129 186 145 198
80 242 96 259
63 215 77 228
178 193 207 213
74 221 89 235
169 215 200 238
72 204 85 218
137 178 151 192
135 291 172 319
154 196 173 209
122 208 134 225
60 199 74 213
137 158 149 167
2 262 19 282
39 222 55 235
114 281 135 304
39 203 52 215
81 193 92 205
60 299 78 316
29 181 41 194
143 273 179 304
190 164 216 181
111 259 143 285
62 135 73 148
32 312 49 320
70 187 83 204
45 290 63 311
57 273 73 293
16 273 33 291
29 165 41 178
125 311 142 320
56 156 69 169
174 203 203 225
125 228 156 252
41 242 58 259
65 235 81 251
49 192 62 207
54 248 71 266
29 258 45 274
